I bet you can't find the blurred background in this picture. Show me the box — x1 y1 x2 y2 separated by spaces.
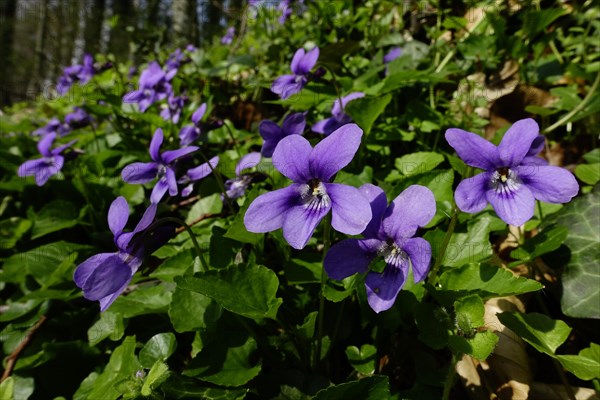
0 0 266 106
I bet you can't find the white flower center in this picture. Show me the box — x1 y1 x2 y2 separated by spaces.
377 240 407 269
491 167 520 195
300 179 331 212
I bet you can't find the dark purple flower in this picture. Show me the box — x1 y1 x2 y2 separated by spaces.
56 54 96 95
73 197 157 311
312 92 364 136
278 0 305 24
65 107 92 129
165 48 190 78
160 93 187 124
221 27 236 45
179 156 220 197
271 46 319 100
446 118 579 226
325 184 435 313
224 152 262 200
179 103 208 146
121 128 198 203
32 118 71 137
244 124 372 249
383 47 403 64
259 112 306 157
18 132 76 186
123 61 173 112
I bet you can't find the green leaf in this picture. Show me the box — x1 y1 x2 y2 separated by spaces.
109 285 172 318
88 336 141 400
544 185 600 318
425 215 494 268
141 361 170 396
29 200 80 239
510 225 568 261
448 331 499 360
168 286 222 333
583 149 600 164
345 344 377 375
87 312 124 346
394 152 445 177
139 333 177 368
314 375 390 400
185 193 223 225
497 312 571 355
323 276 356 303
522 8 567 38
345 94 392 134
0 377 14 399
296 311 318 341
438 263 542 300
1 241 90 285
175 263 282 320
0 217 31 249
414 303 450 349
162 374 248 399
184 332 261 387
575 163 600 185
556 343 600 380
224 188 262 245
454 295 485 332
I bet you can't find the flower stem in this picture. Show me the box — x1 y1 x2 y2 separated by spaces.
149 216 208 272
543 71 600 134
428 206 459 285
442 354 459 400
314 217 331 370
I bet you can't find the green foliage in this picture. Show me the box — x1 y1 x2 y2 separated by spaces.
545 185 600 318
1 0 597 397
175 263 282 320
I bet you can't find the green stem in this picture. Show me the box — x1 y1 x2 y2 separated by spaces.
223 120 242 159
427 207 459 285
148 216 208 272
314 217 331 370
442 355 459 400
543 71 600 134
435 14 487 74
536 200 544 227
197 149 235 215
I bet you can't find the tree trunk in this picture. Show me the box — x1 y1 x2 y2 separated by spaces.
0 0 18 106
172 0 198 46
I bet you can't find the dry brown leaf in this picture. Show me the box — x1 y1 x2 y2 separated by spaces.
530 382 600 400
457 296 531 400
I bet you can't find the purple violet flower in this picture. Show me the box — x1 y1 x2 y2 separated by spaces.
278 0 305 24
179 103 208 146
32 118 71 137
325 184 436 313
178 156 220 197
312 92 365 136
224 152 262 200
259 112 306 157
121 128 199 203
160 93 187 124
18 132 77 186
65 107 92 129
446 118 579 226
244 124 372 249
383 47 403 64
221 27 236 45
271 46 319 100
73 197 157 311
122 61 173 113
57 54 96 95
